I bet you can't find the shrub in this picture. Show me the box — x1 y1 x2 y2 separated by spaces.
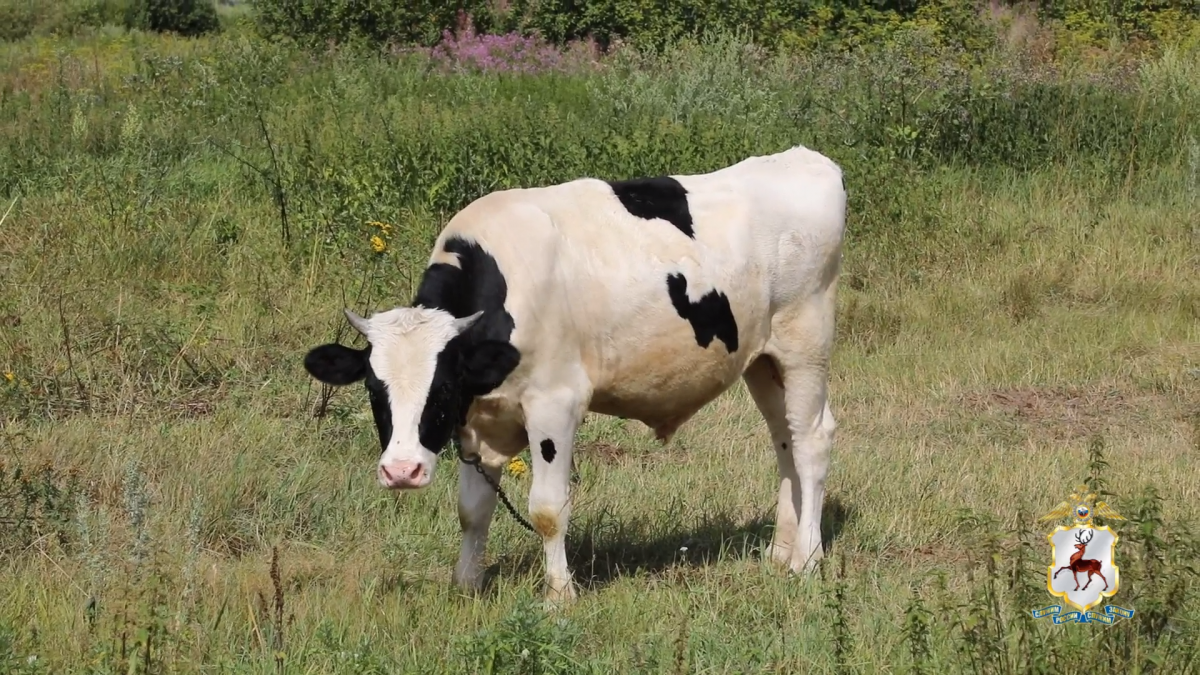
0 0 133 40
455 593 586 674
414 12 601 73
127 0 219 36
1038 0 1200 44
249 0 994 52
0 0 43 40
251 0 500 48
0 0 218 40
251 0 1200 56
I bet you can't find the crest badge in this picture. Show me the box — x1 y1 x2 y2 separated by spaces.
1031 485 1135 625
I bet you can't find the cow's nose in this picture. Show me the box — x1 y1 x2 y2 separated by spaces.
379 461 428 489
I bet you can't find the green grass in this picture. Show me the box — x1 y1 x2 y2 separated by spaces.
1 25 1199 674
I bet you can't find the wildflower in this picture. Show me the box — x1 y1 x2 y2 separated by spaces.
366 220 393 235
505 455 529 478
3 371 14 383
370 235 386 253
429 12 576 74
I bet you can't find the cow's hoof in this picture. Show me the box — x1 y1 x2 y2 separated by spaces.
543 582 577 609
451 580 484 597
767 543 794 570
791 548 824 576
451 568 490 597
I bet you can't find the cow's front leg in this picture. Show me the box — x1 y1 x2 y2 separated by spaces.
452 431 500 593
524 390 585 604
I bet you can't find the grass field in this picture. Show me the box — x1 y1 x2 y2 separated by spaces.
1 20 1199 674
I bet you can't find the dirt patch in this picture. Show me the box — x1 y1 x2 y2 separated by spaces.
579 440 627 465
958 385 1175 440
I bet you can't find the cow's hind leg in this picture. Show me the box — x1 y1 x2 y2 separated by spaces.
760 286 838 574
743 355 800 569
523 386 587 604
452 429 501 593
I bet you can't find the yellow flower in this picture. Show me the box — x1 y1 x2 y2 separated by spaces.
3 371 13 383
370 235 386 253
505 455 529 478
366 220 393 235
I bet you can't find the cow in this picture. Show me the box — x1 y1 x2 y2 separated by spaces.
303 144 847 603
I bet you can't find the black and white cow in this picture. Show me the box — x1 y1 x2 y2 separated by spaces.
304 144 847 602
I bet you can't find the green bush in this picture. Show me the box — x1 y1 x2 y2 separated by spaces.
249 0 1199 55
505 0 994 51
127 0 219 37
0 0 42 39
0 0 218 40
0 0 132 40
1037 0 1199 43
247 0 1002 51
502 0 812 49
456 593 586 673
251 0 500 48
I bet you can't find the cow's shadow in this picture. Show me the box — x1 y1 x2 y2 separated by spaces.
482 495 854 593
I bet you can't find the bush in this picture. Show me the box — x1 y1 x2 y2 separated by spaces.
456 594 586 674
1038 0 1199 43
0 0 218 40
502 0 992 51
248 0 1000 52
0 0 43 40
0 0 132 40
250 0 1200 56
251 0 501 48
127 0 219 37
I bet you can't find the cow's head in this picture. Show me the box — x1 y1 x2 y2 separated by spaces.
303 307 519 490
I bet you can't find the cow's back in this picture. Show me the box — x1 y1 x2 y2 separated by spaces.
438 145 846 436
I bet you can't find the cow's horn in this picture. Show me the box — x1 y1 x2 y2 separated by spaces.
344 308 370 336
452 310 485 334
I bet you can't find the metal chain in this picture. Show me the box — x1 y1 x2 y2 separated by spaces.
455 440 537 535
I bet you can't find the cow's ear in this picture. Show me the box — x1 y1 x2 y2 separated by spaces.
304 343 369 386
460 340 520 394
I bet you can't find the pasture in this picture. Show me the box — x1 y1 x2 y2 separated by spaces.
1 15 1199 674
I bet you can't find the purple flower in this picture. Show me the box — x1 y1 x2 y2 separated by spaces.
414 11 602 75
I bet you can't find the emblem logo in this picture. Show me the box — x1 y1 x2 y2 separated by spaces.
1031 485 1135 625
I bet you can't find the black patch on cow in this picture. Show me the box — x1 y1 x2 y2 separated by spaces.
304 237 521 457
412 236 521 454
665 273 739 353
301 343 394 454
302 343 394 455
607 176 695 238
303 343 368 385
363 364 393 454
540 439 557 464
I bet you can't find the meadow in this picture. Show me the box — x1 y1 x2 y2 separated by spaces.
1 9 1199 674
